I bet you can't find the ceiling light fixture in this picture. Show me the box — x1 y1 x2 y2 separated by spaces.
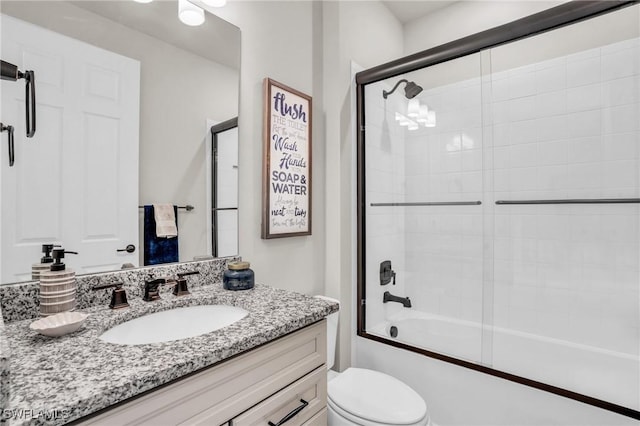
179 0 205 26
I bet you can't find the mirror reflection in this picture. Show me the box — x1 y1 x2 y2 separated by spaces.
0 0 240 284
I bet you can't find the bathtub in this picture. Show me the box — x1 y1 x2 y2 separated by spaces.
368 310 639 410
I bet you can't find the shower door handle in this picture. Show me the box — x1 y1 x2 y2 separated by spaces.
0 123 15 166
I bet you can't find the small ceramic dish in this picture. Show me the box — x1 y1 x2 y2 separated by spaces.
29 311 88 337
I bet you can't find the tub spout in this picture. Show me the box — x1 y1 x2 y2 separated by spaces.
383 291 411 308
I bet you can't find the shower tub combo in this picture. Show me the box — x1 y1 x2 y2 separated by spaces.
356 1 640 423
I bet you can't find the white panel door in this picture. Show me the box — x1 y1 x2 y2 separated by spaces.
1 15 140 282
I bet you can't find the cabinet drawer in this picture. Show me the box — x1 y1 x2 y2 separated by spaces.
302 408 326 425
231 366 326 426
79 321 326 426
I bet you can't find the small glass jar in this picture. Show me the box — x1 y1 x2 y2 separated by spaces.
223 261 255 291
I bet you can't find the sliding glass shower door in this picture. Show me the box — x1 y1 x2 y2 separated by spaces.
358 2 640 415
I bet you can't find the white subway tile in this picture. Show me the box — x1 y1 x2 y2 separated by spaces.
461 171 483 194
566 83 602 113
508 96 538 122
567 163 601 189
602 76 639 107
509 71 536 99
602 159 638 189
566 110 601 139
602 103 639 134
462 149 483 171
535 90 567 118
568 136 601 164
602 132 638 160
509 119 538 145
602 48 640 81
493 146 510 169
566 56 601 88
509 167 538 191
538 140 568 166
494 170 510 192
510 143 538 168
537 116 569 142
535 64 566 94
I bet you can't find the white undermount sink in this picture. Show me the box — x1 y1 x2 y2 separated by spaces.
99 305 248 345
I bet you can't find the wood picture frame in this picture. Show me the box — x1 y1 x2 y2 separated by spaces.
261 78 312 239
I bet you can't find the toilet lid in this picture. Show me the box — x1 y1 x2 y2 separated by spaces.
328 368 427 425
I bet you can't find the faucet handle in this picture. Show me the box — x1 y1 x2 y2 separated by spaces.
92 281 129 309
143 277 167 302
174 270 199 296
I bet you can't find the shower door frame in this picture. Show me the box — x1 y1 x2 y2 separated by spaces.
355 0 640 419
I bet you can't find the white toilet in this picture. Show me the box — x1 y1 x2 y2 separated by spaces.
317 296 431 426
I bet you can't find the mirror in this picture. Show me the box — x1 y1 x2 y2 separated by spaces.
0 0 240 284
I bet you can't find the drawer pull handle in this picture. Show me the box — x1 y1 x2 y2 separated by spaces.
267 399 308 426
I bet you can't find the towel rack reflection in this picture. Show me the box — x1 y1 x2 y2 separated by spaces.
371 201 482 207
495 198 640 205
138 205 195 211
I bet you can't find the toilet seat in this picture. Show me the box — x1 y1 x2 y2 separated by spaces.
328 368 429 426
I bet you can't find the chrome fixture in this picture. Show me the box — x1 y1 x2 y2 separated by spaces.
382 79 423 99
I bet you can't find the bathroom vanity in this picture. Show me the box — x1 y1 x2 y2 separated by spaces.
0 280 337 425
79 320 327 425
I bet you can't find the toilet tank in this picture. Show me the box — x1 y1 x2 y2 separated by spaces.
314 295 339 370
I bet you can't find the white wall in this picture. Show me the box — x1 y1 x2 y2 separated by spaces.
403 1 566 56
210 1 326 297
213 0 404 371
321 0 404 369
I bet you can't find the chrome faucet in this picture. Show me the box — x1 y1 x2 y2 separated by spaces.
383 291 411 308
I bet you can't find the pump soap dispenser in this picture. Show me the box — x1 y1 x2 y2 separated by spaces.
38 248 78 316
32 244 61 280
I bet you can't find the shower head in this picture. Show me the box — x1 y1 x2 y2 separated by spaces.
382 79 423 99
403 81 423 99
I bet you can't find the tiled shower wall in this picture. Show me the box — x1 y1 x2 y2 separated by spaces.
366 35 639 362
490 37 639 354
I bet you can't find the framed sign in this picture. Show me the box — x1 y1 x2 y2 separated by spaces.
262 78 312 239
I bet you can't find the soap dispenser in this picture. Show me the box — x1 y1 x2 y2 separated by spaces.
31 244 61 280
38 248 78 316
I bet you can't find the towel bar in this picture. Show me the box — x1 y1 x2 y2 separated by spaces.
139 205 194 211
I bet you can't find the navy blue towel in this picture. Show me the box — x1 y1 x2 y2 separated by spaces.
144 205 179 265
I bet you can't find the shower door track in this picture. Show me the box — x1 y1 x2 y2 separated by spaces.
356 0 640 420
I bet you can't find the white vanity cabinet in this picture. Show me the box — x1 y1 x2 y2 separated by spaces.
78 320 327 426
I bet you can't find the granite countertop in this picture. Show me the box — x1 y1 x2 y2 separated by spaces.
0 308 10 422
2 284 338 426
